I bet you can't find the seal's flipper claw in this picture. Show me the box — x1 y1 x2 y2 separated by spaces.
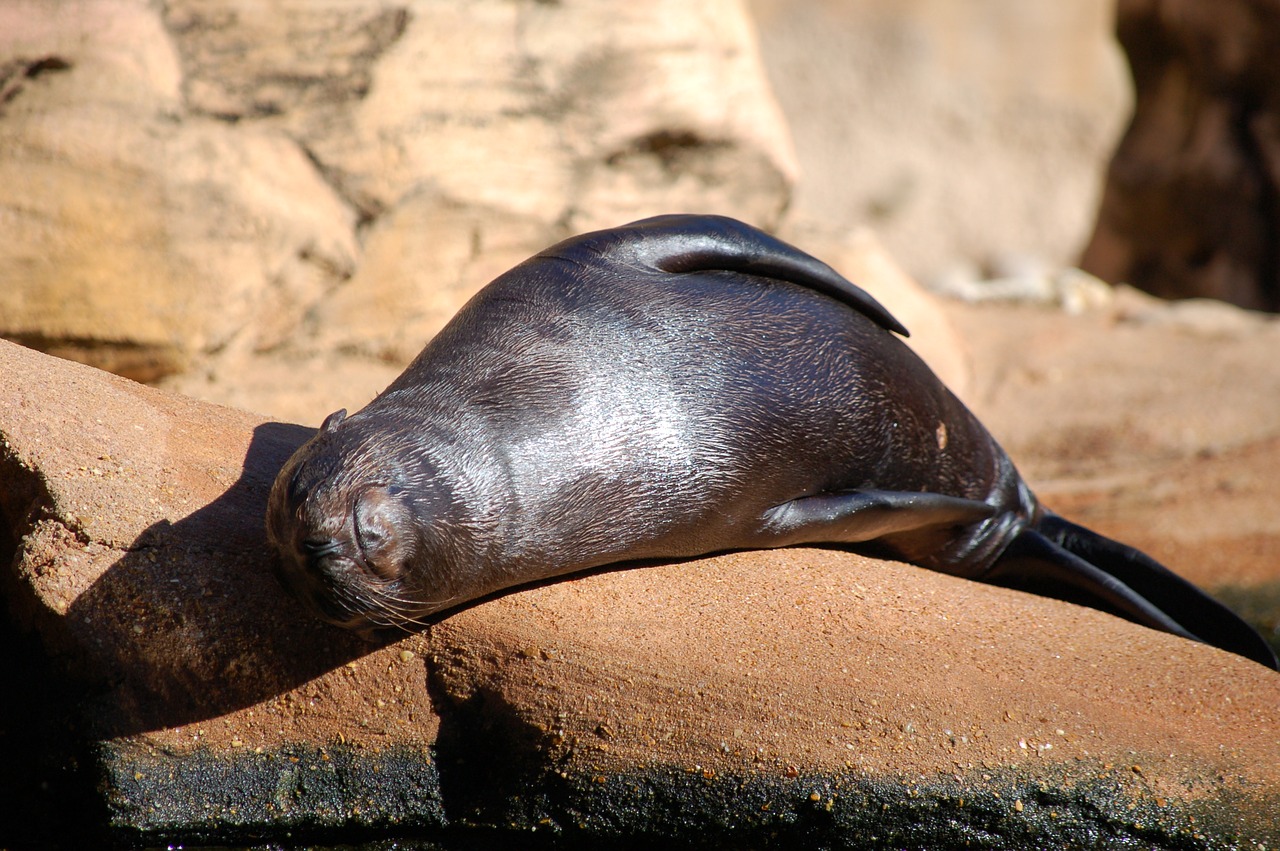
989 515 1278 670
754 489 995 551
555 214 910 337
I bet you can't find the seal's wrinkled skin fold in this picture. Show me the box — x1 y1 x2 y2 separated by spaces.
266 215 1278 669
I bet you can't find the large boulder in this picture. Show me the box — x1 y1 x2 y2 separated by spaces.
0 0 357 381
3 337 1278 848
0 0 795 376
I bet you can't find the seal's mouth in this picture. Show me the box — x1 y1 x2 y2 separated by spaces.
289 537 425 635
267 533 375 627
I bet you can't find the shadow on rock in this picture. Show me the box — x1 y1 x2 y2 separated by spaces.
62 421 379 739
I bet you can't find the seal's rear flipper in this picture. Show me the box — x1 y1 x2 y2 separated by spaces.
988 514 1279 670
557 214 910 337
754 489 994 552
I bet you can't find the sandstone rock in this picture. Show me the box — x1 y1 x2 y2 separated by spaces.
949 292 1280 611
260 0 798 228
4 341 1279 848
163 0 796 364
0 0 358 381
1 0 795 380
293 0 794 360
309 192 557 364
1082 0 1280 312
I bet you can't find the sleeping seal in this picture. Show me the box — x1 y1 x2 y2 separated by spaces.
266 214 1278 670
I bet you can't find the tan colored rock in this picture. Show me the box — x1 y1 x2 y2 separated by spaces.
950 292 1280 602
748 0 1131 285
0 339 367 728
160 1 408 121
311 193 556 364
0 0 358 381
0 0 183 108
433 548 1280 796
2 0 795 380
282 0 796 227
4 333 1279 845
291 0 796 359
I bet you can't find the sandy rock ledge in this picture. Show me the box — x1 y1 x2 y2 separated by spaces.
2 338 1278 849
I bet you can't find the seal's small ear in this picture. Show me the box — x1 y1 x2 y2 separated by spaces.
321 409 348 432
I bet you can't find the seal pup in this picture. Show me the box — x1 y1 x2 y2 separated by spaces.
266 215 1278 670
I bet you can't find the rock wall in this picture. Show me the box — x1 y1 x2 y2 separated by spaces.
0 0 795 377
1 0 1139 391
1082 0 1280 312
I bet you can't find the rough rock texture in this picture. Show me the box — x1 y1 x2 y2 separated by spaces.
949 288 1280 639
0 0 794 375
1082 0 1280 312
0 0 359 382
4 298 1280 850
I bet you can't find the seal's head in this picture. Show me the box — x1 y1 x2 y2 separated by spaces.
266 409 432 634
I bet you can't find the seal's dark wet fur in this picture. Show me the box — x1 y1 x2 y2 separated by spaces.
267 215 1277 669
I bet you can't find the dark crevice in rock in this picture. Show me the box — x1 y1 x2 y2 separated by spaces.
295 137 384 228
0 55 72 107
0 433 77 632
1084 1 1280 312
605 130 732 174
0 439 37 582
0 616 110 850
423 652 565 829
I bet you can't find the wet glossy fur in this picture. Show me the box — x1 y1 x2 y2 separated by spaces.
266 215 1277 669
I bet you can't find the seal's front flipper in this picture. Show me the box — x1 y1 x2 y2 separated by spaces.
988 514 1279 670
754 489 994 554
589 214 910 336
